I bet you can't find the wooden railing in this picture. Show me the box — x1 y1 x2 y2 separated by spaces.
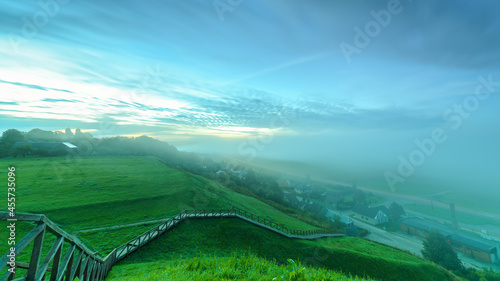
0 213 108 281
1 207 343 281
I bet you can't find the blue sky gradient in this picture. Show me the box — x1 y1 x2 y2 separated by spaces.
1 0 500 196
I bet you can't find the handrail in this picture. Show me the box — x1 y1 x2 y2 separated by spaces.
0 207 343 281
0 212 105 281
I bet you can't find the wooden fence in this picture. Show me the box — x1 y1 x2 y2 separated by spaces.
1 207 343 281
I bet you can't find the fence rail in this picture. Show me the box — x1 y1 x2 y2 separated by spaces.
1 207 343 281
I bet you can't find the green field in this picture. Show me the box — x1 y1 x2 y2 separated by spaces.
107 253 375 281
0 156 314 232
0 156 462 280
107 218 457 281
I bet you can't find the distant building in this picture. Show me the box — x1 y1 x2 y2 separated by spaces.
277 179 291 188
238 171 247 180
215 170 227 176
325 192 343 206
400 217 499 264
353 205 390 225
325 209 354 227
294 184 312 195
303 202 323 215
65 127 74 138
12 141 77 153
283 193 299 208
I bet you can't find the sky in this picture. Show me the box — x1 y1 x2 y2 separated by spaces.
1 0 500 198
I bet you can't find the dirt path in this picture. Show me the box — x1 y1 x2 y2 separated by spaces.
74 218 169 233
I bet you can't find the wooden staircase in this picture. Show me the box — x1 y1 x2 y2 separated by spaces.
1 207 344 281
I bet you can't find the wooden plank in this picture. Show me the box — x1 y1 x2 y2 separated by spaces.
0 212 43 222
78 256 90 281
1 269 14 281
35 236 64 281
95 263 102 280
55 244 75 281
70 251 84 281
87 259 95 281
98 262 104 280
48 237 63 281
83 258 93 281
38 216 101 262
26 223 46 281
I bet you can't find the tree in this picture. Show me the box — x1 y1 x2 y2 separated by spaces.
421 229 463 272
1 129 25 146
0 145 9 158
11 144 34 158
389 202 406 221
26 128 56 141
353 188 367 206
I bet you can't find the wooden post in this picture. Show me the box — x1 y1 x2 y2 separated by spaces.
89 260 97 281
26 223 46 281
79 255 90 281
36 236 64 280
48 236 63 281
69 250 84 281
60 245 76 281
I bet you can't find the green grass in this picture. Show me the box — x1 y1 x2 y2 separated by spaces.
366 195 386 206
0 156 462 281
77 222 161 255
0 156 314 232
107 253 375 281
111 218 458 281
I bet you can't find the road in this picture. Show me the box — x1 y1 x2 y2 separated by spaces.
351 216 423 256
351 216 500 273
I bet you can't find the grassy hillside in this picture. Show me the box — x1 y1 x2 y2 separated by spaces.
0 156 461 280
107 253 375 281
108 218 458 281
0 156 315 234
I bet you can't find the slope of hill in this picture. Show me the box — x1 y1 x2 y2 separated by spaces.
107 218 458 281
0 156 461 281
3 156 315 233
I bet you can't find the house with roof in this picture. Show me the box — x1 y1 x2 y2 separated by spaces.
353 205 390 225
215 170 227 176
12 141 77 153
237 170 247 180
325 192 343 206
400 217 499 264
294 184 312 195
325 209 354 227
283 193 300 208
277 179 291 188
303 202 324 215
